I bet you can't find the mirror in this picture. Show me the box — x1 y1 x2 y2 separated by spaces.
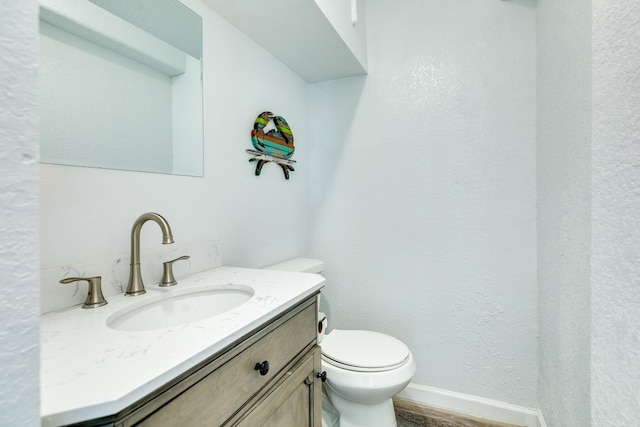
38 0 203 176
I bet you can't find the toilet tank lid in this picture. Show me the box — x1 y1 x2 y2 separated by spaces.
264 258 324 274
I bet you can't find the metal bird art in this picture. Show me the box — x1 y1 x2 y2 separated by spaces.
247 111 296 179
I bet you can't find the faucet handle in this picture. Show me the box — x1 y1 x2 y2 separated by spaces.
59 276 108 309
160 255 190 287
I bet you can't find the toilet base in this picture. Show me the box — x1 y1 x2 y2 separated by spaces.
329 393 397 427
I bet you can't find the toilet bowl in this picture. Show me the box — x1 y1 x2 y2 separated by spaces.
321 329 416 427
264 258 416 427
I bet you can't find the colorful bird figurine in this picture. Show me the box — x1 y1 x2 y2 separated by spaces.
273 115 294 146
253 111 274 131
247 111 297 179
251 112 295 160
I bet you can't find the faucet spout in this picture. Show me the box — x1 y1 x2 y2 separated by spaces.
126 212 174 296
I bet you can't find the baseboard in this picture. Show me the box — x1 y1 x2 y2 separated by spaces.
537 411 547 427
397 383 547 427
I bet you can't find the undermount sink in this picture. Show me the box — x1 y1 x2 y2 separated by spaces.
107 284 254 332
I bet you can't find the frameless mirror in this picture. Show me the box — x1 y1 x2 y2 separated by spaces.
38 0 203 176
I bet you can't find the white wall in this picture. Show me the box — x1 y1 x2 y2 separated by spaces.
314 0 367 69
0 1 41 425
536 0 592 425
538 1 640 425
591 0 640 424
310 0 538 407
40 0 311 307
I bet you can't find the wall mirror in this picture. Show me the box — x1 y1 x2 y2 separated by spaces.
39 0 204 176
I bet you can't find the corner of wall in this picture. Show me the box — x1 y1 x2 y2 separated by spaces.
0 1 41 425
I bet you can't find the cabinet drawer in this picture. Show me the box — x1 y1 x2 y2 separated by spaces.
233 346 321 427
136 303 316 426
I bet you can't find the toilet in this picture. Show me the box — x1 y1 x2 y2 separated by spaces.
265 258 416 427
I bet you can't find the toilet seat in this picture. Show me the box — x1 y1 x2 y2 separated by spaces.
321 330 410 372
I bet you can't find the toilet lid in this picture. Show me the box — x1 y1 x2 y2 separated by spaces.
321 330 410 372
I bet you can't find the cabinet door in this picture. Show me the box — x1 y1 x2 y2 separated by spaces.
234 347 322 427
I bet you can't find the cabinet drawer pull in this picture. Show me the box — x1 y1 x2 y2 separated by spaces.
254 361 270 376
317 371 327 382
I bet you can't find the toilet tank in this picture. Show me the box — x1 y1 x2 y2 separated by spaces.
264 258 324 274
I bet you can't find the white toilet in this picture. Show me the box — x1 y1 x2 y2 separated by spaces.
265 258 416 427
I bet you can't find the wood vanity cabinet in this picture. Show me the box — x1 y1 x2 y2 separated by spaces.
74 295 322 427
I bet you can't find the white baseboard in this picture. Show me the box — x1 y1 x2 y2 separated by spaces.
538 411 548 427
397 383 547 427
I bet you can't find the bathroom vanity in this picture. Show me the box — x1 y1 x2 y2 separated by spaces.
40 267 325 426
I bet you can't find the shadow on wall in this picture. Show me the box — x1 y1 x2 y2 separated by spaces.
309 75 367 213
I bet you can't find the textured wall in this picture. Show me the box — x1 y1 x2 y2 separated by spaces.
310 0 538 406
591 0 640 424
536 0 592 425
0 0 41 425
40 0 311 306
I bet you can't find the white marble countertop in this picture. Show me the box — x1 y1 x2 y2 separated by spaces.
40 266 324 426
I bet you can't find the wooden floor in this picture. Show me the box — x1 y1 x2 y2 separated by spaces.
394 398 522 427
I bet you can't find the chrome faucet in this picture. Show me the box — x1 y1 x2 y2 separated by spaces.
126 212 174 296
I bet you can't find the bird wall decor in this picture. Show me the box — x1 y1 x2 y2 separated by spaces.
247 111 296 179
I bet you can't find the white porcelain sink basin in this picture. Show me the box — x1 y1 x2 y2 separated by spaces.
107 284 254 332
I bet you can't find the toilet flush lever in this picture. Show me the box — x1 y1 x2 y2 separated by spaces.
160 255 190 287
60 276 108 309
317 371 327 382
